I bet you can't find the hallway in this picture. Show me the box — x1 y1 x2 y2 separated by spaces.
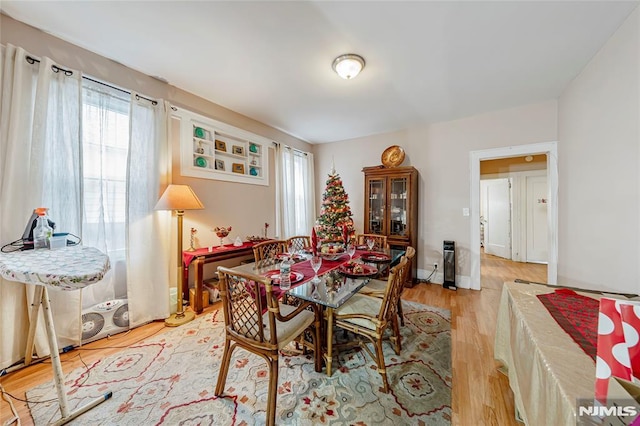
481 250 547 291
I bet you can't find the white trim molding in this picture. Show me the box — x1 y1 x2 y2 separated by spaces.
470 142 558 290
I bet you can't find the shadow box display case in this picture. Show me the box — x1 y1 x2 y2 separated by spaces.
174 108 270 186
363 165 418 285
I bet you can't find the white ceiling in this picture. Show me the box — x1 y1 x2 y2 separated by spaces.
1 1 638 144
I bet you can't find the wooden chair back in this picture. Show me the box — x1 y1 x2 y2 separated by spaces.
286 235 311 253
403 246 416 285
378 257 409 322
356 233 389 250
217 267 278 349
252 239 287 267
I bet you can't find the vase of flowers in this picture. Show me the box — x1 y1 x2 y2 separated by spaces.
213 226 232 248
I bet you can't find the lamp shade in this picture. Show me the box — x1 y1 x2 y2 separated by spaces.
332 54 365 80
155 184 204 211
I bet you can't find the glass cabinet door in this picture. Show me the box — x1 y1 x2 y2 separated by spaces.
389 177 408 237
367 178 385 234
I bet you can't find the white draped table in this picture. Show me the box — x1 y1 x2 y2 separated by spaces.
494 281 611 425
0 245 111 426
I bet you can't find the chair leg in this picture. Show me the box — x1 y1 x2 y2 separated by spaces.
397 299 405 326
391 315 402 354
266 354 279 426
374 337 390 393
215 338 234 395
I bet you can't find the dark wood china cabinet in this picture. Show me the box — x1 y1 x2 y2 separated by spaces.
363 165 418 286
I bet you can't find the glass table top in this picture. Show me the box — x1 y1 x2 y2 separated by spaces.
287 269 371 309
229 247 406 309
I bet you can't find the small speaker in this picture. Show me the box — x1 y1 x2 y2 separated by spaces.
443 240 457 290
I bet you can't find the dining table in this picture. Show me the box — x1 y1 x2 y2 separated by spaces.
230 247 405 375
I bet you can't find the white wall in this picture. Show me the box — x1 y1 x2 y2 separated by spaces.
558 8 640 293
314 101 558 284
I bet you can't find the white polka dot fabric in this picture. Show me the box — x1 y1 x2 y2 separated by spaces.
595 297 640 403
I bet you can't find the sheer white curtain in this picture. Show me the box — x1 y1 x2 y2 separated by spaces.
80 79 130 310
80 82 171 326
0 45 170 369
126 94 171 325
0 44 82 367
276 144 316 238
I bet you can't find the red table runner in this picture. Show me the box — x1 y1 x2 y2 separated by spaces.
252 251 366 300
537 288 599 361
182 242 254 266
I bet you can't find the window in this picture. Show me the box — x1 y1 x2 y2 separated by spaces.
81 81 130 255
278 146 315 238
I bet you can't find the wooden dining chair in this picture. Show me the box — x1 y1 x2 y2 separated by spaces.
359 246 415 327
215 266 321 426
252 239 287 267
285 235 311 253
330 257 409 393
356 233 389 251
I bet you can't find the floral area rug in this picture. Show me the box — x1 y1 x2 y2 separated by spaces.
27 301 451 425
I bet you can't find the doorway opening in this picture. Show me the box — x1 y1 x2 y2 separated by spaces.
470 142 558 290
481 157 548 261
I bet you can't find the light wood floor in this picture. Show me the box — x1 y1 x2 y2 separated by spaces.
1 253 546 426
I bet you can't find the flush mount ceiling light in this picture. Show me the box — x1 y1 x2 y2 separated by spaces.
332 54 365 80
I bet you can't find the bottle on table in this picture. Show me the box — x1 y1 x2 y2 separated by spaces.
279 257 292 291
33 208 53 249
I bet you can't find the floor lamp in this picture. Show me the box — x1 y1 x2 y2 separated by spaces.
155 184 204 327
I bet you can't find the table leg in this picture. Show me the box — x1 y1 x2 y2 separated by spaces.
313 305 322 373
40 288 112 425
193 257 204 314
182 261 189 308
24 285 44 366
40 287 71 418
324 307 334 376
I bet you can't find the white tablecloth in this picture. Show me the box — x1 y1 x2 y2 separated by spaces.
0 246 110 290
495 281 600 425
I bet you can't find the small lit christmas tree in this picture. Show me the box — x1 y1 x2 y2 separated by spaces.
316 169 356 245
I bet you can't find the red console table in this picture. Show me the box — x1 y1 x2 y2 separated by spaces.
182 242 255 313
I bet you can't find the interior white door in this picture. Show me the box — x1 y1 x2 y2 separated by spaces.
526 175 548 263
483 178 511 259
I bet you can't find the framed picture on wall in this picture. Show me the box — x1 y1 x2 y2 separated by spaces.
215 159 225 171
232 163 245 174
232 145 245 156
215 140 227 152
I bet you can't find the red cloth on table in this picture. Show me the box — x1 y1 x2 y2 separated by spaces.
537 288 599 360
182 242 254 266
251 251 367 302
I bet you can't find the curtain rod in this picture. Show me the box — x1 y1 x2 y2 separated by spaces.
26 54 72 76
25 55 158 106
272 141 308 156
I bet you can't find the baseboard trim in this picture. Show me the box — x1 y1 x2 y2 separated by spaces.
416 269 473 290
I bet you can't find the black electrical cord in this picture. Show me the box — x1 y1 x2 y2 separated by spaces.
2 352 89 405
418 265 438 283
0 238 26 253
1 322 166 407
1 233 82 253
